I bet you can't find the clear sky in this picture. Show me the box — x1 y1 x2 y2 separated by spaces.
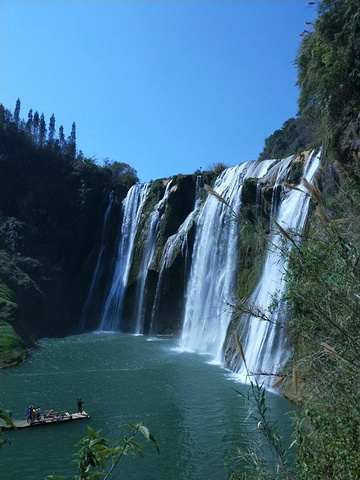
1 1 316 182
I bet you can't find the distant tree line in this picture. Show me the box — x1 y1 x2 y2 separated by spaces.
9 98 78 159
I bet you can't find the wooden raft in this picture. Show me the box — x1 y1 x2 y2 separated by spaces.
10 411 90 429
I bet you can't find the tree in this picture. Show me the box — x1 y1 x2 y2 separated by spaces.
296 0 360 147
259 118 319 161
66 121 76 159
13 98 21 126
59 124 65 149
48 114 56 143
45 423 159 480
102 160 138 198
25 109 33 135
33 110 40 142
39 112 47 145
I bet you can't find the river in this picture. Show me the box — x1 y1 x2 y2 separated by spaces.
0 333 294 479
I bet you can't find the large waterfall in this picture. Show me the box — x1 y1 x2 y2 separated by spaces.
224 150 321 379
81 151 320 379
98 183 150 331
149 176 202 333
133 180 173 333
179 160 275 362
230 150 321 378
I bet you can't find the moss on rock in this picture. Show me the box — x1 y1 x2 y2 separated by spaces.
0 321 27 368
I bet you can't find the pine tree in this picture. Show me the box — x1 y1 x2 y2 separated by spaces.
14 98 21 125
33 111 40 142
25 109 33 135
39 113 47 145
48 114 56 143
59 125 65 149
66 121 76 159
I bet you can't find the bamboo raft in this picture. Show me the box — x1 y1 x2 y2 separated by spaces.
10 410 90 429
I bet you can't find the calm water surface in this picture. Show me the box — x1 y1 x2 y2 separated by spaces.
0 333 294 479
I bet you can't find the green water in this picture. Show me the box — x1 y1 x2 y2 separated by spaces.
0 333 294 480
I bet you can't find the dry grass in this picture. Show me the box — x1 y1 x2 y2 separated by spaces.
316 204 331 223
234 331 247 367
204 184 232 208
293 368 298 394
320 342 344 360
302 178 325 206
283 182 304 192
272 219 298 249
272 375 285 388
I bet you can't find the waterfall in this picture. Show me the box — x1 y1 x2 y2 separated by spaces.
149 176 203 333
79 192 114 330
231 150 321 379
82 150 320 381
133 180 173 334
98 183 150 331
179 160 275 362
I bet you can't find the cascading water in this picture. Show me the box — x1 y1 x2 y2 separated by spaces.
133 180 173 334
149 176 203 332
79 192 114 330
98 183 150 331
230 150 321 379
81 150 320 381
179 160 275 363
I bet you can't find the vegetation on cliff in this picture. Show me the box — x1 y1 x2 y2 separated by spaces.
260 0 360 167
283 169 360 479
296 0 360 159
0 102 138 354
258 117 320 161
232 1 360 478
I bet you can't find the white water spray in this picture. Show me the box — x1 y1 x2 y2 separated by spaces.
179 161 274 362
98 183 150 331
149 176 203 332
234 150 321 379
133 181 173 334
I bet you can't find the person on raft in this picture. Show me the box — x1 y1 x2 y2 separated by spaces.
77 398 84 414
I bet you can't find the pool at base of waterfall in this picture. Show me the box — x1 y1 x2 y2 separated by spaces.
0 333 294 480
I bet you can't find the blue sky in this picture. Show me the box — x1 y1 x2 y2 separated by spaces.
1 1 316 182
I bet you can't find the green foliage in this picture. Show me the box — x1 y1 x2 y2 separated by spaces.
281 173 360 479
230 167 360 480
286 155 306 186
102 159 138 199
0 321 27 367
0 407 15 449
0 250 43 296
229 378 293 480
259 118 319 161
45 423 159 480
296 0 360 157
209 162 228 176
0 281 18 323
235 179 270 300
0 102 138 349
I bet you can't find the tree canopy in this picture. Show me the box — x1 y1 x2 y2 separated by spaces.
0 101 138 346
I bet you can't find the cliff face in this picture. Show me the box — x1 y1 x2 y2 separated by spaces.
78 173 213 334
2 141 317 376
79 153 315 379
